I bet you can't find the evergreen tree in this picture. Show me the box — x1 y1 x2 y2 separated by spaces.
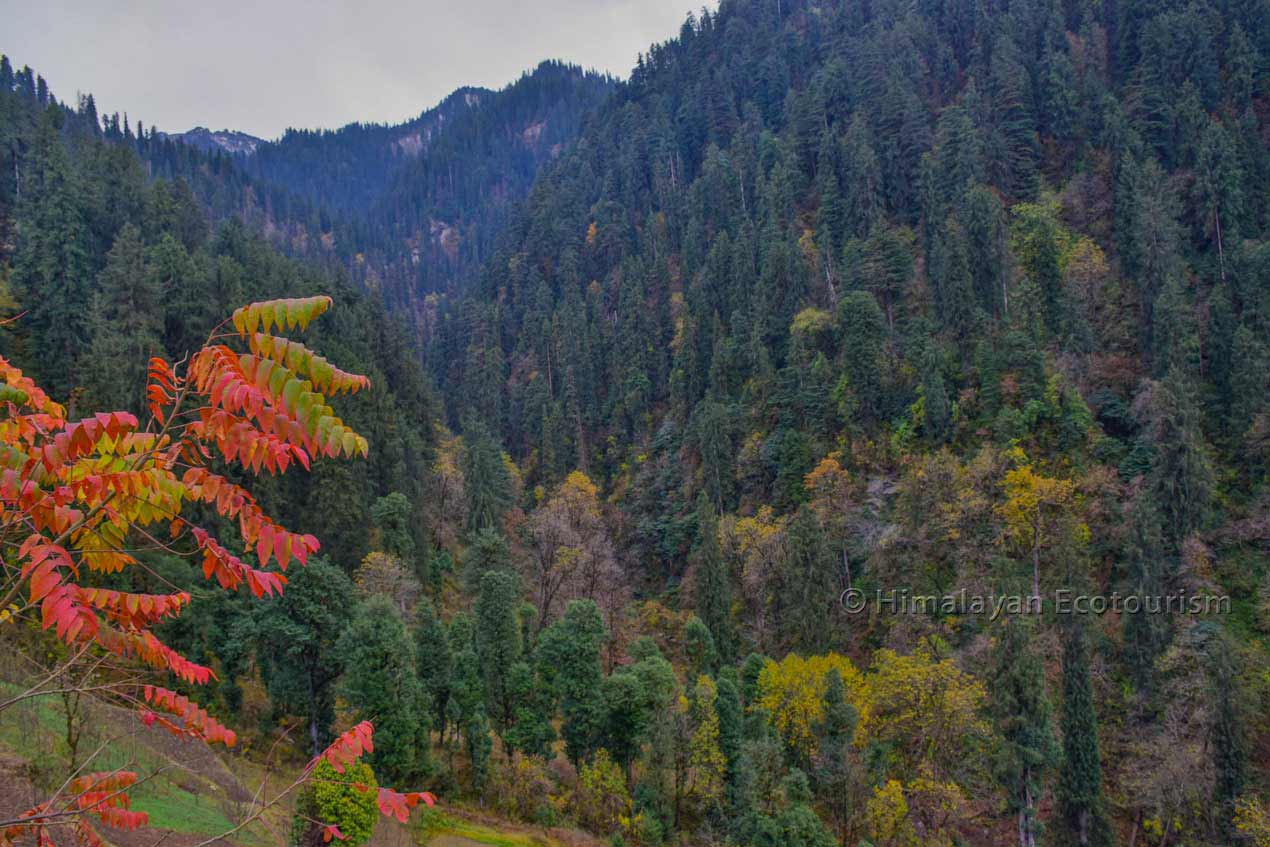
370 492 416 561
692 496 734 661
463 417 513 534
462 527 514 592
474 570 521 731
83 224 164 411
537 599 606 763
1209 629 1247 840
836 291 886 424
254 559 353 757
811 668 857 837
503 660 556 757
415 597 452 734
1056 620 1111 847
1121 502 1171 696
1145 368 1214 549
13 107 90 396
991 620 1057 847
337 597 432 783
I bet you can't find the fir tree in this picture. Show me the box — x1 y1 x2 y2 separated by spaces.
692 496 734 661
991 620 1057 847
1056 620 1111 847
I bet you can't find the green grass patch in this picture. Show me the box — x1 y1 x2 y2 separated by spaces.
416 809 556 847
132 784 237 835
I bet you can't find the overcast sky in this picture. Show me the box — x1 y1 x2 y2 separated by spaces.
2 0 705 139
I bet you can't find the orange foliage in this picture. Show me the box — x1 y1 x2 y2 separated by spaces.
0 297 429 845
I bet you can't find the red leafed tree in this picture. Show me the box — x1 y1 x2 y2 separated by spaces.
0 297 432 846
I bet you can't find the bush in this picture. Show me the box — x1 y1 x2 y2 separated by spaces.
291 759 378 847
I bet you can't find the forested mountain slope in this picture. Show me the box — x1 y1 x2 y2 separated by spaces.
1 0 1269 845
155 62 614 314
414 0 1269 842
0 55 441 572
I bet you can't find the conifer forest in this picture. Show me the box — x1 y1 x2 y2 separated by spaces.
0 0 1268 845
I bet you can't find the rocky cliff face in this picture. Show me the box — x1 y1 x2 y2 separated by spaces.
166 126 263 155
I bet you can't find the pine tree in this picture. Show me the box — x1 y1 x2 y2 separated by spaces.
692 496 734 661
13 107 90 396
836 291 885 424
475 570 522 732
253 558 354 756
503 661 556 757
370 492 416 561
463 418 513 534
537 599 606 764
415 597 452 735
812 668 857 837
83 223 165 411
1209 630 1247 841
337 597 433 783
1056 620 1111 847
840 116 881 240
462 527 514 592
465 705 493 794
1145 368 1214 549
779 507 837 653
991 620 1057 847
715 673 743 804
1121 502 1171 696
684 615 718 677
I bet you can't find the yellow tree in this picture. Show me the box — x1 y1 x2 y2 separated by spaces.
804 453 858 587
997 452 1077 604
857 641 990 783
684 675 727 816
756 653 864 760
720 507 787 653
865 775 970 847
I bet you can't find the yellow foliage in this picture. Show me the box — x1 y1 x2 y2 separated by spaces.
577 749 631 834
1236 796 1270 847
685 675 727 809
857 641 990 779
561 469 599 502
790 307 834 345
996 456 1078 573
865 776 968 847
757 653 863 757
866 780 917 847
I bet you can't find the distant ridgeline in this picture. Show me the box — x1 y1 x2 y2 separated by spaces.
1 58 614 331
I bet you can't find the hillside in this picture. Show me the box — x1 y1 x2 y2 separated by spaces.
1 1 1269 846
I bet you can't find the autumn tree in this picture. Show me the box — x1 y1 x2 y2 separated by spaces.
521 471 623 631
998 453 1078 604
0 296 433 844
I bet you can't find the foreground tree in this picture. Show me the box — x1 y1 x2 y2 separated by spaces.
0 297 432 845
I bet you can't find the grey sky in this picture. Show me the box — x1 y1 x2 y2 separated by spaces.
2 0 705 139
